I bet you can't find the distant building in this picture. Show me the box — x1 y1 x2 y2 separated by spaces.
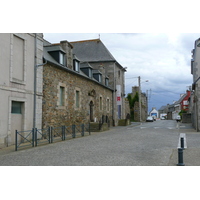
149 107 158 118
131 86 148 121
158 105 168 118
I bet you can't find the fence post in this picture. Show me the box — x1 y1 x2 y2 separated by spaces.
72 125 75 138
50 127 53 143
81 124 84 136
47 127 50 143
15 130 18 151
35 128 38 147
88 123 90 135
62 126 65 140
32 128 35 147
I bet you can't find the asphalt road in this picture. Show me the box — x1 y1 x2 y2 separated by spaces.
0 120 198 166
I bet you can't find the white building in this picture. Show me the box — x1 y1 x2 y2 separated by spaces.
0 33 43 147
149 107 159 119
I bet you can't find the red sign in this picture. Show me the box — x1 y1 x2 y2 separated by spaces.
117 97 121 101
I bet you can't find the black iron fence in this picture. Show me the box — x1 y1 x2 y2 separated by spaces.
15 124 90 151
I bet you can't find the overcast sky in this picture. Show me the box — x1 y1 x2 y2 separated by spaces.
44 33 199 112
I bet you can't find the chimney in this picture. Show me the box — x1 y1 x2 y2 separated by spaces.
60 40 73 69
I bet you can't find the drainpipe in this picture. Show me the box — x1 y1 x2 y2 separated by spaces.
33 34 46 129
33 33 37 129
112 62 116 126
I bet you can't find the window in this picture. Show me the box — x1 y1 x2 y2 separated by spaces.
11 101 22 114
12 35 25 82
76 91 80 108
118 70 121 78
59 52 64 65
105 78 109 86
107 98 110 111
59 86 65 106
74 60 80 72
88 68 92 78
99 74 102 83
100 96 102 110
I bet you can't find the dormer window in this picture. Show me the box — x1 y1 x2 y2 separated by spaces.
80 62 93 78
93 70 102 83
46 45 66 66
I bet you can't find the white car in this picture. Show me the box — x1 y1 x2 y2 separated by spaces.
146 116 154 122
176 115 181 122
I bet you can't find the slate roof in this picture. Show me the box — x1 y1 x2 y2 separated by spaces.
70 39 116 62
80 62 93 69
175 94 187 105
158 105 167 111
43 45 113 91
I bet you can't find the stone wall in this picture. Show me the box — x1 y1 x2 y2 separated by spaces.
182 113 192 123
42 64 113 128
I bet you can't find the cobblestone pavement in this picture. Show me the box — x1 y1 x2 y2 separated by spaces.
0 120 199 166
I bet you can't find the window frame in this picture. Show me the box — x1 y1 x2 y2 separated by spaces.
74 60 80 72
11 101 23 114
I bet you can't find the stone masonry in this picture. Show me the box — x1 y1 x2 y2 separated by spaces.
42 64 113 128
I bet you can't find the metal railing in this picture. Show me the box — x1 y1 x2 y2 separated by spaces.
15 124 90 151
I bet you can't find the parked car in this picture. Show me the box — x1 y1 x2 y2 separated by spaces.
161 116 165 120
146 116 154 122
176 115 181 122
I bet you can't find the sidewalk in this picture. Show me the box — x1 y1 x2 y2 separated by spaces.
168 123 200 166
1 122 200 166
168 148 200 166
0 145 15 156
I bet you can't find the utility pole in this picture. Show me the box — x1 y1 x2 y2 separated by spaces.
138 76 142 122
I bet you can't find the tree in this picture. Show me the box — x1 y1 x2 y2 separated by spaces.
127 92 139 121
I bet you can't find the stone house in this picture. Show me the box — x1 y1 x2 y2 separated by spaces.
0 33 43 147
128 86 148 121
70 39 127 126
42 39 113 128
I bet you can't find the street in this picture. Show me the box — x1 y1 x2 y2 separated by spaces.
0 120 199 166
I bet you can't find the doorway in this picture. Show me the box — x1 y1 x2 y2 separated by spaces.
89 101 94 122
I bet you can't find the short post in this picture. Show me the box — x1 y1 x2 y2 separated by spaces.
181 137 185 150
15 130 18 151
177 148 185 166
